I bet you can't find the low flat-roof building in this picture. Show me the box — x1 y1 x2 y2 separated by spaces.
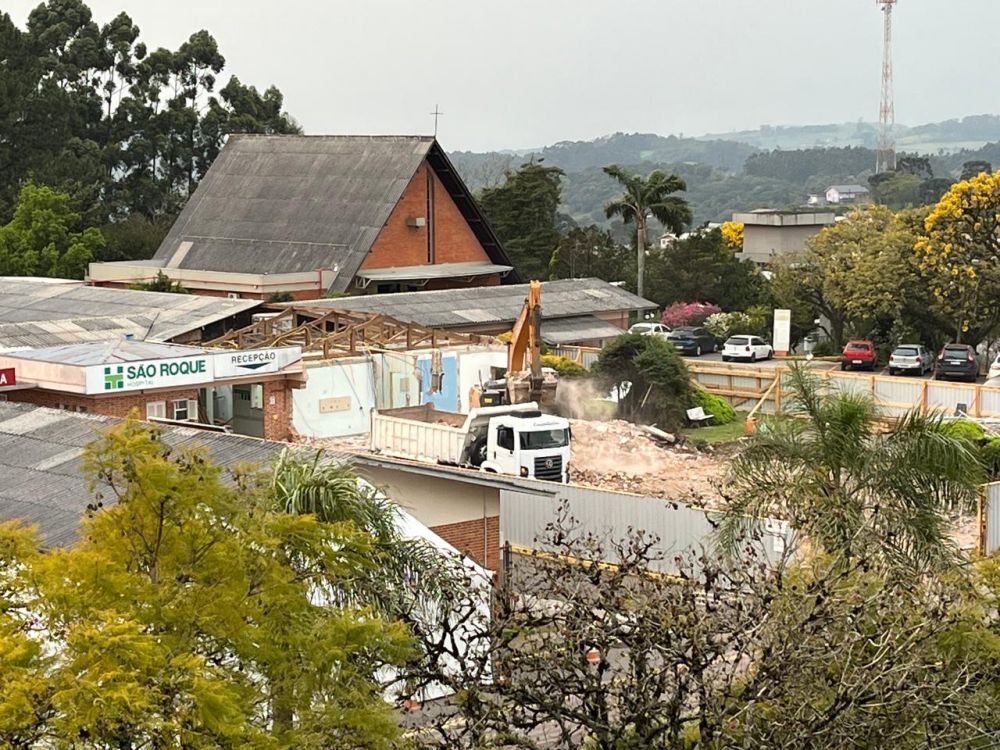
88 135 518 299
283 278 654 347
733 209 836 264
0 340 305 441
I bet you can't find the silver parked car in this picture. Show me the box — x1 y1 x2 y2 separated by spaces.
888 344 933 376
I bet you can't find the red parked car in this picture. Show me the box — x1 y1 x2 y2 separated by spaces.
841 340 877 371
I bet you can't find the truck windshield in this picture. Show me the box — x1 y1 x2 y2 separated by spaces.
520 428 570 450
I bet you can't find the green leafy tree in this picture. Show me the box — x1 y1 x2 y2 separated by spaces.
645 227 768 310
721 366 983 573
547 224 631 282
0 418 413 747
477 161 565 279
0 1 299 235
603 165 691 300
0 183 104 278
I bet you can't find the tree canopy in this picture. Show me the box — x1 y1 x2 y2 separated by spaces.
0 418 416 748
477 161 565 280
0 1 299 267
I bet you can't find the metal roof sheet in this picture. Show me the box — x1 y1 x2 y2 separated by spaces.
541 315 627 344
0 279 259 348
152 135 518 291
13 340 209 366
0 403 348 548
295 278 655 328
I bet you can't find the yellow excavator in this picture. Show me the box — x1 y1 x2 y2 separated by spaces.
472 280 559 410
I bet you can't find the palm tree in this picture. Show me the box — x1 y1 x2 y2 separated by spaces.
719 365 983 573
269 449 466 614
603 165 692 300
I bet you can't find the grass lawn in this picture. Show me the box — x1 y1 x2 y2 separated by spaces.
681 419 749 445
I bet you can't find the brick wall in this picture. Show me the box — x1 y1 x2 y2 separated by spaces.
262 380 294 442
361 162 492 271
8 387 199 419
430 515 500 571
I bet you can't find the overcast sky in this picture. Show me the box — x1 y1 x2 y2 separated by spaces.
6 0 996 151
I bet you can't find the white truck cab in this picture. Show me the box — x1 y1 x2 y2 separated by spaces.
477 412 571 482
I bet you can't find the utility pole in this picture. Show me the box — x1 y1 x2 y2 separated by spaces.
875 0 897 173
430 105 443 138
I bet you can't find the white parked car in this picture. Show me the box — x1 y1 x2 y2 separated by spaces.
888 344 933 376
722 335 773 362
628 322 671 339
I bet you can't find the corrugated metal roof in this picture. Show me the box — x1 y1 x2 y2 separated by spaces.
0 403 346 548
12 340 209 366
541 315 626 344
0 279 259 348
153 135 518 292
296 278 655 328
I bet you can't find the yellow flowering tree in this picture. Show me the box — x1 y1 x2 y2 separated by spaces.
720 221 744 252
916 171 1000 343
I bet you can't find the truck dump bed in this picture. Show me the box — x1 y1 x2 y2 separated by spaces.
371 404 469 465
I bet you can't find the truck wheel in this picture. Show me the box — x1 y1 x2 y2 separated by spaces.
469 436 488 468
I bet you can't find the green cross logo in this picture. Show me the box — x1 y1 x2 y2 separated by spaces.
103 366 124 391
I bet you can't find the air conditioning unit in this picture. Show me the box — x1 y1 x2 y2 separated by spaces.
227 292 240 299
406 217 427 227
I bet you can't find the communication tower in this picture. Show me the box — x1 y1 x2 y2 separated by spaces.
875 0 897 173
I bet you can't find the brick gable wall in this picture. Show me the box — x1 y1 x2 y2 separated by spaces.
430 515 500 571
361 161 492 271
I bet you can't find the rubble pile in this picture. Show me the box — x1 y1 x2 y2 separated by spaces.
569 419 725 506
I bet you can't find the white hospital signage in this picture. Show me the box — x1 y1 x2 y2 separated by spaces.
84 347 302 394
86 355 214 394
213 347 302 378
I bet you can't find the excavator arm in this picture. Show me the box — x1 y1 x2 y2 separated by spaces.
507 280 542 379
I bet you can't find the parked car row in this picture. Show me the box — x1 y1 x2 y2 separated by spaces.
841 340 985 382
628 323 773 360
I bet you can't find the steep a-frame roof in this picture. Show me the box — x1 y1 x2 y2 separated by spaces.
153 135 518 292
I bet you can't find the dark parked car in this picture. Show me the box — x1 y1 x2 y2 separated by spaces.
666 326 716 356
841 340 877 371
934 344 981 382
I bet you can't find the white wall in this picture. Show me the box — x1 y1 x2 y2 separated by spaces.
292 357 376 437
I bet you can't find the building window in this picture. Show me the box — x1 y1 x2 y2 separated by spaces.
250 385 264 410
171 399 198 422
146 401 166 419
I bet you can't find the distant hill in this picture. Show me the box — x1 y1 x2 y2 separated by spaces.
450 116 1000 234
700 114 1000 153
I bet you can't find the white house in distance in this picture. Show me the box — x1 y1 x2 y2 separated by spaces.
825 184 871 205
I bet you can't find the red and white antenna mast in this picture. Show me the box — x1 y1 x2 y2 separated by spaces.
875 0 897 173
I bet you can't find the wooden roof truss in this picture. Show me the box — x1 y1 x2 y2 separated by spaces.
206 306 496 358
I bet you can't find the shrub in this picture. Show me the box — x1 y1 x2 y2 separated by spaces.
594 333 692 429
661 302 721 328
981 437 1000 479
692 388 736 425
812 339 835 357
941 419 986 443
541 354 589 378
704 311 765 343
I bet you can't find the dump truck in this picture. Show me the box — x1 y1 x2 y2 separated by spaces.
370 402 571 482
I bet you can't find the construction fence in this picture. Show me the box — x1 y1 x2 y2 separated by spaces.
687 361 1000 419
